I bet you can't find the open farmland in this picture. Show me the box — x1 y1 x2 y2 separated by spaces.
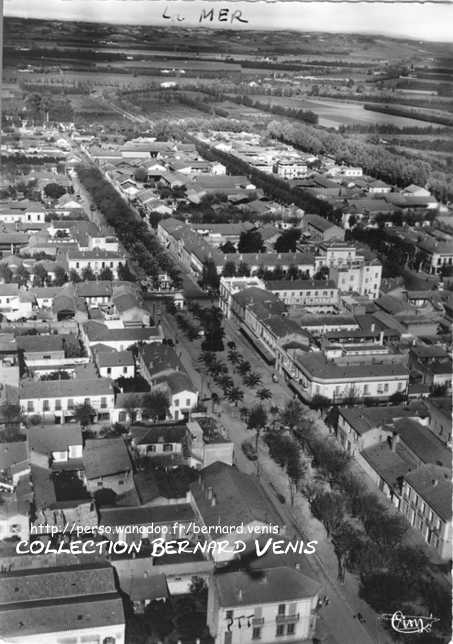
249 95 449 129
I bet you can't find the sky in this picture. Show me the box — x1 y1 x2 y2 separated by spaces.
4 0 453 42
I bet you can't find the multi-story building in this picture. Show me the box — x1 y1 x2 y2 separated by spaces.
265 279 339 309
65 248 126 279
207 566 320 644
304 215 345 242
219 277 266 318
19 378 114 423
279 350 409 403
417 239 453 275
400 464 452 560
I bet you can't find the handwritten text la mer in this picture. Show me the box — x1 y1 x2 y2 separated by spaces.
162 6 248 24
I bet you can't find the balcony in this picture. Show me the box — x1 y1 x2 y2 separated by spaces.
276 614 300 624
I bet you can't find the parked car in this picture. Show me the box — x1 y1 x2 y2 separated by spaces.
241 439 257 461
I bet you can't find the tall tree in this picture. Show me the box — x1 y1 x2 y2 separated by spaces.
238 230 264 253
73 402 96 429
143 390 169 421
247 404 268 451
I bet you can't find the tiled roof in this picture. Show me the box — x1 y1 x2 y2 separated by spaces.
215 567 320 607
20 377 113 400
83 438 131 479
191 462 281 528
404 464 452 521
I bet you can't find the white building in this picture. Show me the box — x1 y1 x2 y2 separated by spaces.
20 378 115 423
219 276 266 318
207 567 320 644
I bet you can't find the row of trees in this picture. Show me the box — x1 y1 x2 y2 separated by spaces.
266 119 433 189
269 400 451 643
76 164 182 288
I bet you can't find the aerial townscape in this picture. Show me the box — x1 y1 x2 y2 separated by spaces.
0 15 452 644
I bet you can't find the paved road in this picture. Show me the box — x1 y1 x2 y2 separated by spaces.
166 310 393 644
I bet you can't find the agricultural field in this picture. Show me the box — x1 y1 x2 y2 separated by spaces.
249 95 449 129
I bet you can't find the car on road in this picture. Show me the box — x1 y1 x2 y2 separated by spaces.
241 439 257 461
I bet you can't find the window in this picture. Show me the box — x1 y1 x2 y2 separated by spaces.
383 383 389 393
68 399 74 409
101 397 107 408
163 444 173 452
27 401 34 412
252 627 261 640
278 604 286 616
276 625 285 637
225 610 234 621
186 398 191 407
123 366 128 374
43 400 50 411
107 367 112 375
55 400 62 411
174 399 180 407
287 623 295 636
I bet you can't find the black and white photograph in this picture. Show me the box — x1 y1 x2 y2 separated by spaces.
0 0 452 643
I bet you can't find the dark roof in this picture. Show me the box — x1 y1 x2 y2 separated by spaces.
0 595 124 638
338 405 419 436
28 425 82 454
16 334 65 353
295 352 409 380
20 378 113 399
266 279 337 291
163 371 197 395
99 503 195 527
0 441 28 470
404 465 452 521
131 424 187 445
214 566 320 607
83 321 161 343
140 343 182 376
95 349 134 368
121 573 168 602
83 438 131 478
360 442 411 487
393 419 451 468
191 462 281 527
0 563 114 605
305 214 340 232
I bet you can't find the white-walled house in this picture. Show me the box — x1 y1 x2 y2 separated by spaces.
279 350 409 403
19 378 115 423
207 567 320 644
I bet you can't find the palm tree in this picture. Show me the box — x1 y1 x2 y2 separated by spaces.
237 360 252 376
247 404 268 453
227 387 244 407
227 350 240 365
256 387 272 401
218 375 234 392
244 371 262 387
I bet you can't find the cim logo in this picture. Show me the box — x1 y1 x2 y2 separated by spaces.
382 611 440 635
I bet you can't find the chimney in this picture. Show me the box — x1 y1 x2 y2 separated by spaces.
237 588 243 601
211 493 217 507
370 323 375 333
